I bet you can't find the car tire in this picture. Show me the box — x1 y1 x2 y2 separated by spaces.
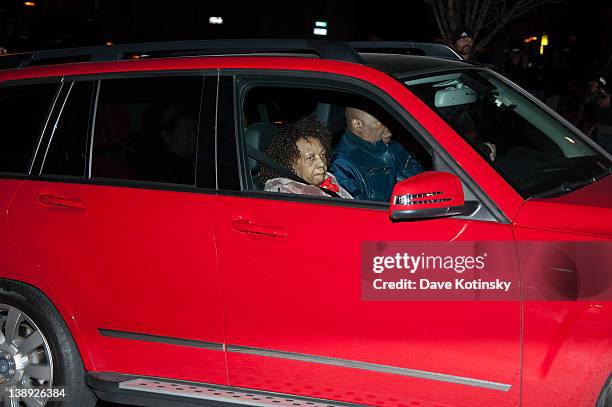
0 281 96 407
596 373 612 407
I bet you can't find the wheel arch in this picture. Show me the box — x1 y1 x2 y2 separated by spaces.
0 277 95 371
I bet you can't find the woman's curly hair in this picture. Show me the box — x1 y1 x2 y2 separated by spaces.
260 116 332 181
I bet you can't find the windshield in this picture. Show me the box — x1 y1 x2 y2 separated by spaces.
405 70 611 198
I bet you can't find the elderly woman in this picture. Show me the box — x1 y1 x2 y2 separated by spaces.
262 117 352 199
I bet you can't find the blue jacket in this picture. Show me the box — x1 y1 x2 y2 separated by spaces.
330 130 423 202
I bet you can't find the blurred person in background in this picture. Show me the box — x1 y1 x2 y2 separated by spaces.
451 26 475 61
504 49 529 88
581 76 612 153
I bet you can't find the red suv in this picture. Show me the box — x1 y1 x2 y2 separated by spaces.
0 40 610 407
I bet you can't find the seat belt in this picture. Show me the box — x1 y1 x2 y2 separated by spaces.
246 145 340 198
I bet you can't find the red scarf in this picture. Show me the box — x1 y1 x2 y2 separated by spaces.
320 176 339 192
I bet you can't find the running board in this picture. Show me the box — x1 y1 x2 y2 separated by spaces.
87 372 366 407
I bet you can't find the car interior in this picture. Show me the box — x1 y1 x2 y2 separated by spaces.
241 85 434 194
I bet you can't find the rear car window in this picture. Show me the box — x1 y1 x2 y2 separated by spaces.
0 82 57 174
91 76 203 186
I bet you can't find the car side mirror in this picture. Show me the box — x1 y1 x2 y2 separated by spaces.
390 171 476 221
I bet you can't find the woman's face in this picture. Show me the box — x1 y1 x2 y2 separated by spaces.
293 137 327 186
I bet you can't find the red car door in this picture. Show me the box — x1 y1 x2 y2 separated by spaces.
214 74 521 407
8 75 227 384
0 81 59 284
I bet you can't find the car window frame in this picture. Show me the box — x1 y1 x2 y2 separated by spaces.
233 73 436 205
218 69 508 223
29 70 217 194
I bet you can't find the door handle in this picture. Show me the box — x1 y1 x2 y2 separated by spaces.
231 219 287 238
38 194 87 211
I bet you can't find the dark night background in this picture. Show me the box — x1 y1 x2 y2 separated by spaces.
2 0 610 64
2 0 612 117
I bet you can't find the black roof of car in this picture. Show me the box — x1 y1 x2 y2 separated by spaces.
0 39 363 70
360 53 476 78
348 41 461 60
0 39 471 75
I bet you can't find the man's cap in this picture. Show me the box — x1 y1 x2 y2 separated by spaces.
452 26 473 42
597 76 607 90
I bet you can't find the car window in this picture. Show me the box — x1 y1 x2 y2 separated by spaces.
0 82 58 174
90 76 203 186
405 70 612 198
42 81 95 177
241 84 432 202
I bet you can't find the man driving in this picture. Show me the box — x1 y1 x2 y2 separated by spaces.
331 107 423 202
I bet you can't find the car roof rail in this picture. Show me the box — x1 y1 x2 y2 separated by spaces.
348 41 462 61
0 39 365 70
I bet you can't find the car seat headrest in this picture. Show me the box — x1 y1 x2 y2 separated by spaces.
314 103 346 135
244 122 279 172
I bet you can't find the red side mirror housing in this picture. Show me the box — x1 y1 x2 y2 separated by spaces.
390 171 471 220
